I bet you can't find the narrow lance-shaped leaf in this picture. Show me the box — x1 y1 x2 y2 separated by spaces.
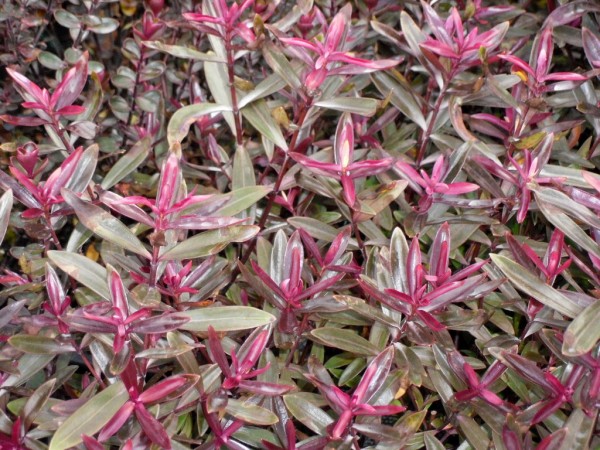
242 99 289 151
101 136 151 189
180 306 276 332
563 300 600 356
47 250 109 300
62 189 151 259
49 381 129 450
491 254 581 318
0 189 13 246
167 102 232 148
159 225 259 261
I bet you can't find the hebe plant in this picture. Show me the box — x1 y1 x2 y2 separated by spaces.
1 0 600 448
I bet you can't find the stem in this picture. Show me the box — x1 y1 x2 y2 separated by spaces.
416 84 448 165
149 243 160 287
225 29 244 146
33 0 54 47
43 209 63 250
220 101 313 294
285 313 310 367
71 338 106 388
121 46 146 148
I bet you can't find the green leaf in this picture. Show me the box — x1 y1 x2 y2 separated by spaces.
534 187 600 230
0 189 13 246
167 102 232 148
354 180 407 222
262 42 302 90
232 145 256 189
310 327 379 356
225 399 278 425
536 199 600 260
0 354 54 398
101 136 151 189
62 189 151 259
205 58 237 136
456 414 490 450
180 306 276 332
490 254 581 318
38 51 66 70
9 335 76 354
314 97 380 117
238 72 288 109
214 186 271 217
49 381 129 450
558 408 594 450
287 217 358 249
48 250 109 300
563 299 600 356
143 41 226 62
159 225 259 261
283 393 333 435
242 99 288 150
372 72 427 130
22 378 56 430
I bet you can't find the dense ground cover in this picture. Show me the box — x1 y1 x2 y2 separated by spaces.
1 0 600 448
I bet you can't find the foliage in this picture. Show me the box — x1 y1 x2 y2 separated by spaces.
1 0 600 448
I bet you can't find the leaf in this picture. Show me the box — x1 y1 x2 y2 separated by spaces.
456 414 490 450
283 393 333 435
583 28 600 68
22 378 56 431
48 250 109 300
214 186 271 217
262 42 302 90
242 99 288 150
238 72 288 109
205 58 237 137
38 51 66 70
232 145 256 189
0 189 13 246
101 137 151 189
143 41 226 62
314 97 380 117
180 306 275 332
0 300 26 329
537 199 600 260
354 180 407 222
558 408 594 450
9 335 76 354
563 300 600 356
225 399 278 425
490 254 581 318
0 354 54 393
159 225 259 261
62 189 151 259
310 328 379 356
167 102 232 148
49 382 129 450
287 217 358 249
85 16 119 34
372 72 427 130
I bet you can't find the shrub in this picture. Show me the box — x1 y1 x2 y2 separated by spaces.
1 0 600 448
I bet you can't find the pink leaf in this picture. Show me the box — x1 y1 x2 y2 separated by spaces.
583 27 600 68
0 114 48 127
156 153 180 213
98 401 135 442
138 376 191 404
534 27 554 80
6 68 45 104
324 4 351 53
51 52 89 111
135 404 172 449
